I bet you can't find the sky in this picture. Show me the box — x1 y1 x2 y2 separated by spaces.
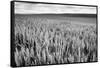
14 2 97 14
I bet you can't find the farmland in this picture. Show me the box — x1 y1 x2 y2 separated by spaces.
14 14 97 66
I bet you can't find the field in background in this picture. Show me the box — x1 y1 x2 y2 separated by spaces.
13 14 97 67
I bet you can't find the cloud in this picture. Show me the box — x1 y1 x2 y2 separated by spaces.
14 2 96 14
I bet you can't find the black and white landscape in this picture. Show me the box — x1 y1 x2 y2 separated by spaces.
12 1 97 67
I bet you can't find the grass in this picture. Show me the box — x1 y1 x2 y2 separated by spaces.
13 15 97 67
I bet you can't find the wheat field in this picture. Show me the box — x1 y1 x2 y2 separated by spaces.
13 14 97 67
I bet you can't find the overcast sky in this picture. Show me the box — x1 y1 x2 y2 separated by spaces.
14 2 96 14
